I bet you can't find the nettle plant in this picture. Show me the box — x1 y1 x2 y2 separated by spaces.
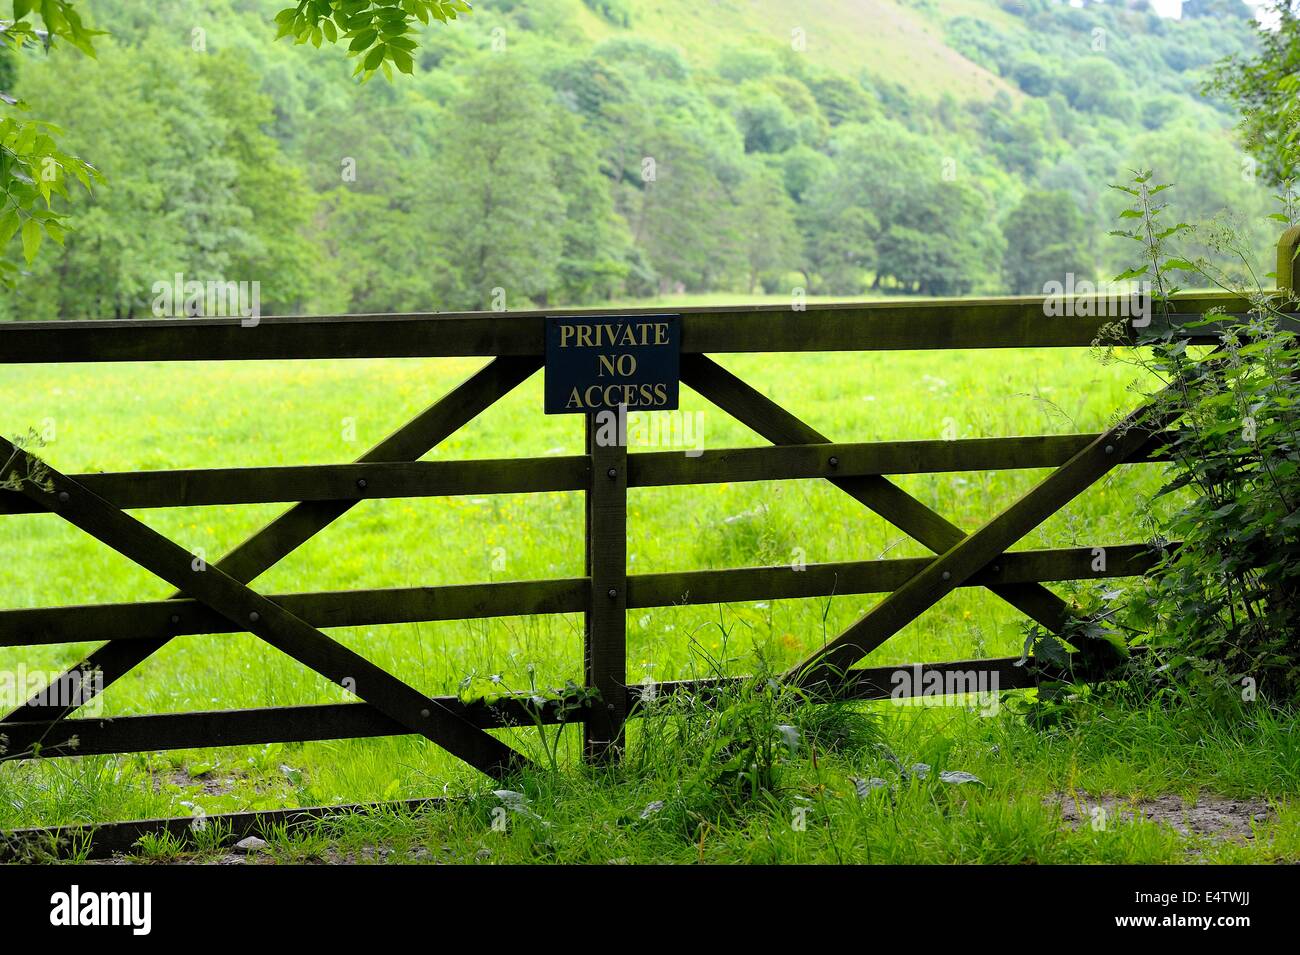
1095 171 1300 707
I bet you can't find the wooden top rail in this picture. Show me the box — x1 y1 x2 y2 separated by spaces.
0 292 1276 363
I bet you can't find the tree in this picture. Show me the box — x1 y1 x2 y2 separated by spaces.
874 180 1004 297
429 55 564 310
320 187 454 313
1060 56 1134 119
549 106 632 304
4 38 253 320
630 129 742 291
734 163 801 292
1008 54 1053 98
1207 3 1300 186
801 121 918 293
1001 190 1092 295
777 145 832 204
733 83 800 154
802 121 1004 296
0 0 473 292
803 203 876 295
805 71 876 127
199 49 328 315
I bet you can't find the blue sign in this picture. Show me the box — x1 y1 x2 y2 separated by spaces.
544 315 680 415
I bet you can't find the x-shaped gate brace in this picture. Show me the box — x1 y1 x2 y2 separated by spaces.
679 352 1176 693
2 356 546 782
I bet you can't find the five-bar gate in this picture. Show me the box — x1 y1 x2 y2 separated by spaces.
1 228 1296 854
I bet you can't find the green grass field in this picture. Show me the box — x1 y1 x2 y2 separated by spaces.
2 327 1297 863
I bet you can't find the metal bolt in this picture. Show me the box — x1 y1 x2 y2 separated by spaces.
170 614 181 625
991 565 1001 575
942 571 951 581
607 467 617 479
420 708 431 718
248 611 260 623
57 491 69 503
356 478 368 490
1104 445 1115 455
608 588 618 599
607 703 616 713
828 456 839 468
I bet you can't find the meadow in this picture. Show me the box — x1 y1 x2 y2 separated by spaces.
1 315 1297 863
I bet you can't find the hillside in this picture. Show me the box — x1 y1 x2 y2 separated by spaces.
0 0 1275 319
569 0 1024 100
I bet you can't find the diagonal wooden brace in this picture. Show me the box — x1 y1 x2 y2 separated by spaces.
6 356 541 724
0 434 530 780
786 406 1166 688
681 354 1073 633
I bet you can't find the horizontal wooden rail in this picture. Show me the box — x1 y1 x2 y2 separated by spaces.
0 434 1168 513
0 456 591 513
0 293 1268 362
628 653 1115 712
0 577 589 647
0 543 1163 647
629 433 1166 487
0 652 1081 763
627 542 1161 609
0 698 572 761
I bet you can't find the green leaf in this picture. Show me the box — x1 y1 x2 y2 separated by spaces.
1113 266 1148 281
20 217 42 265
364 45 385 71
348 27 377 52
14 122 37 155
0 209 20 247
1034 631 1072 670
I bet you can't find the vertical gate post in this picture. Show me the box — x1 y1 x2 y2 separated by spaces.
1279 225 1300 303
583 408 628 762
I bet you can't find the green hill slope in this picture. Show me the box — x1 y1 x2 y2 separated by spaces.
572 0 1023 100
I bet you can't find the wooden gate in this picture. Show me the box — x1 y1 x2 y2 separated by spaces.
1 231 1296 853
